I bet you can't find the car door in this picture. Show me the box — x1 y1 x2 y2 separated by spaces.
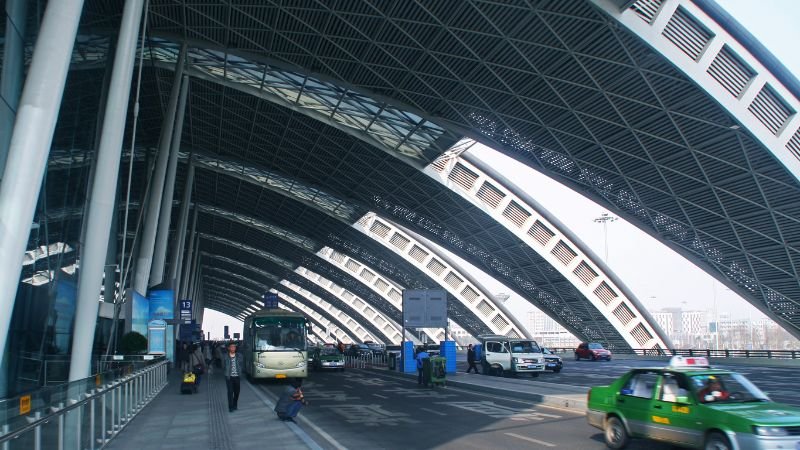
484 341 508 370
650 373 704 447
577 343 588 358
617 371 659 437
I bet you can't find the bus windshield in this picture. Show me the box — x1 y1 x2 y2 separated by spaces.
253 316 306 351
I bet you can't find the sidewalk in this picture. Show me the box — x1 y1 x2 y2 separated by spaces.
375 367 589 412
105 368 312 450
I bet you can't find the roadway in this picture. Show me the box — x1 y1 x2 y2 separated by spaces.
254 368 673 449
449 354 799 407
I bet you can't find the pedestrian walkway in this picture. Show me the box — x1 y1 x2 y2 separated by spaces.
105 369 313 450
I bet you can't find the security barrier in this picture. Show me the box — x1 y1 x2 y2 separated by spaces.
0 359 168 449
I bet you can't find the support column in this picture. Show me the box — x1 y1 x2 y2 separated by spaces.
178 204 198 300
69 0 144 382
133 45 186 294
0 0 84 364
150 75 189 287
0 0 28 178
103 197 119 304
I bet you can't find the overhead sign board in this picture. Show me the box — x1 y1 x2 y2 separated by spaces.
263 292 279 309
402 289 447 328
149 290 174 320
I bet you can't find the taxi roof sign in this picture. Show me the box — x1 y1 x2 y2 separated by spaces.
668 355 711 369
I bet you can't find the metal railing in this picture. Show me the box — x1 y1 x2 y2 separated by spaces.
0 358 168 449
344 353 388 369
547 347 800 359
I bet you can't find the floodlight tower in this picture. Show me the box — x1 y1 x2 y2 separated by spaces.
594 213 618 263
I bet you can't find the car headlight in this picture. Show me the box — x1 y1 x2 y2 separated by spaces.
753 426 789 436
256 362 266 369
538 358 543 363
296 361 307 368
512 357 518 363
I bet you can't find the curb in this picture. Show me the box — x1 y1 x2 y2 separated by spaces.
369 367 588 413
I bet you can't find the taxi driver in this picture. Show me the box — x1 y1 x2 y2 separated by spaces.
697 376 729 402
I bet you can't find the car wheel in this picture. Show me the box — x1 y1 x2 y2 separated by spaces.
591 354 597 361
704 432 732 450
604 416 629 449
552 368 561 373
575 353 580 361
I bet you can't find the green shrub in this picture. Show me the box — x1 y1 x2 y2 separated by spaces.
119 331 147 354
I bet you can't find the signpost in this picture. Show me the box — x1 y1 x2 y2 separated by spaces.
179 299 192 323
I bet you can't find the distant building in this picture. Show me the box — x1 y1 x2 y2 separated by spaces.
526 309 580 348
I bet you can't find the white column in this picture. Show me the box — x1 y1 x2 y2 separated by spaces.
133 45 186 294
178 203 198 299
0 0 84 363
69 0 145 382
150 75 189 287
0 0 27 178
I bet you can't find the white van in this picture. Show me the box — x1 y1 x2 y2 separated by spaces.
478 334 545 377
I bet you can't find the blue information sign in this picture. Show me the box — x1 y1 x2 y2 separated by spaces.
179 299 192 323
149 289 174 320
263 292 279 309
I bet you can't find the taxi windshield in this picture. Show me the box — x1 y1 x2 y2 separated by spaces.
320 347 341 356
690 373 770 404
510 341 540 353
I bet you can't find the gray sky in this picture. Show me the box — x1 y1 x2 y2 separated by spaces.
203 0 800 341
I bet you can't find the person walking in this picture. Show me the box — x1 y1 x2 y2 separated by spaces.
466 344 480 374
178 342 190 372
274 378 308 422
190 344 206 385
415 346 430 386
222 341 244 412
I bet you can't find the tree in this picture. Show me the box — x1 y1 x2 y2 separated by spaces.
119 331 147 354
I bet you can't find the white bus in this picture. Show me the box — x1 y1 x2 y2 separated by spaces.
242 309 309 380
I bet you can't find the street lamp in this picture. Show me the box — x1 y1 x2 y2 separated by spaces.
594 213 618 263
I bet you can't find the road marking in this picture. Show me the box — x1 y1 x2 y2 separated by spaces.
373 394 388 399
421 407 447 416
505 432 556 447
246 380 348 450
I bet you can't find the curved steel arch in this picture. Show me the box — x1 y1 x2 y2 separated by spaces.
195 233 392 343
198 255 370 344
196 204 440 342
135 0 800 338
192 154 528 338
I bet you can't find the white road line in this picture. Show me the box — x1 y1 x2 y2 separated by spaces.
373 394 388 399
505 432 556 447
246 379 348 450
420 407 448 416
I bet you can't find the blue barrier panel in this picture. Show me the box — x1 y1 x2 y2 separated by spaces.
441 341 456 374
474 343 482 361
402 341 416 373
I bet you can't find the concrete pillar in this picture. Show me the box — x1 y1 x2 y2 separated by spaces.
0 0 85 366
0 0 28 178
69 0 145 382
133 45 186 294
150 76 189 287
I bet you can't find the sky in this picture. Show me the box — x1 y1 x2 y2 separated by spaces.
203 1 800 341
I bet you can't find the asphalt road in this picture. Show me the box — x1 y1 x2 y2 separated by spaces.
449 353 800 407
254 369 679 450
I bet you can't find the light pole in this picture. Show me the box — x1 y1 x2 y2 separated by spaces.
594 213 618 263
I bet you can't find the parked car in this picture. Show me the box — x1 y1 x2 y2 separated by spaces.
365 342 385 357
587 356 800 449
575 342 611 361
312 347 345 371
346 344 372 357
541 347 563 373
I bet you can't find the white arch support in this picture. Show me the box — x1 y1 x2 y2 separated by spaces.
279 279 378 344
425 148 668 350
354 213 529 339
273 291 355 343
593 0 800 183
316 246 442 343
